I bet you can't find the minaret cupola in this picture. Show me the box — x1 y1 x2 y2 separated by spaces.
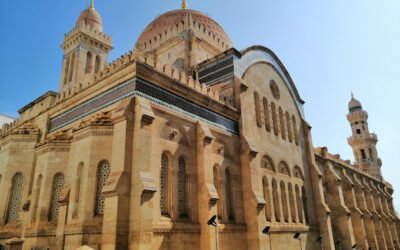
59 0 112 94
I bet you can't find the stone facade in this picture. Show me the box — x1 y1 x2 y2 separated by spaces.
0 4 399 250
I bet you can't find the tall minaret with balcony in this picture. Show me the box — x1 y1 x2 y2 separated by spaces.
59 0 112 93
347 94 382 178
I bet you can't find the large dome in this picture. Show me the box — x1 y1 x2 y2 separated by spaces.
135 9 232 51
76 5 103 32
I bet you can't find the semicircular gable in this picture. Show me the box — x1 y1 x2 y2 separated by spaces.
234 45 305 119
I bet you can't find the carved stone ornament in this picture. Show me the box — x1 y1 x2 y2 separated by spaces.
270 80 280 100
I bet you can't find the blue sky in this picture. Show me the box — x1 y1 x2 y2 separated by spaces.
0 0 399 211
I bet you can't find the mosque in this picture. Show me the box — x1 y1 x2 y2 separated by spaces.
0 1 399 249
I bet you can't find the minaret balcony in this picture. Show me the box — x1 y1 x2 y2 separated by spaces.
347 133 377 145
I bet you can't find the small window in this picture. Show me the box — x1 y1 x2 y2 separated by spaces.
355 122 359 125
361 149 367 160
356 129 361 134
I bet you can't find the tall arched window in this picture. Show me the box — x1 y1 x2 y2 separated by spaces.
302 186 309 224
292 115 299 145
63 57 70 85
94 55 101 73
177 157 187 218
74 163 84 218
160 153 169 216
68 52 75 82
262 177 271 221
271 102 279 136
286 111 293 143
280 181 289 222
295 185 303 223
254 92 262 128
49 173 65 221
5 173 24 224
213 165 223 219
225 169 234 221
85 51 93 74
272 179 280 222
288 183 296 223
95 160 111 215
32 175 42 222
263 97 271 132
279 107 286 140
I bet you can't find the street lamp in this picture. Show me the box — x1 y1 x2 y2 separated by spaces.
207 215 218 250
293 232 302 250
262 226 272 250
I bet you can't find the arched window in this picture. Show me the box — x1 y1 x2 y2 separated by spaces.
278 161 291 176
213 165 223 219
262 177 271 222
280 181 289 222
295 185 303 223
288 183 296 223
63 57 70 85
49 173 65 220
302 186 309 224
94 55 101 73
263 97 271 132
272 179 280 222
160 153 169 216
32 175 42 221
279 107 286 140
292 115 299 145
68 52 75 82
225 169 234 221
5 173 24 223
254 92 262 128
177 157 187 218
271 102 279 136
85 51 93 74
74 163 84 218
95 160 111 215
286 111 293 142
261 155 275 172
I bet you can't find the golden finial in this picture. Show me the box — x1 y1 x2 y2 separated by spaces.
90 0 94 9
181 0 188 9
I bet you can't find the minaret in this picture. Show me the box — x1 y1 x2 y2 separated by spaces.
347 94 382 178
59 0 113 93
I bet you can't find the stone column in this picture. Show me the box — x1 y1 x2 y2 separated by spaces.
127 97 156 250
324 165 356 249
196 122 217 250
101 97 136 250
366 188 388 249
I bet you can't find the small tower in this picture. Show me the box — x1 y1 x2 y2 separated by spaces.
59 0 112 93
347 94 382 178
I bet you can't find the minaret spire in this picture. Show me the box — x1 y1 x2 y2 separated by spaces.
181 0 188 9
90 0 94 9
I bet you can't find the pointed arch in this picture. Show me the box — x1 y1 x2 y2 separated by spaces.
278 161 291 176
225 168 234 221
5 173 24 223
293 166 304 180
263 97 271 132
288 183 296 223
213 165 223 219
286 111 293 142
254 92 262 128
271 102 278 135
272 178 280 222
31 174 42 222
160 152 170 216
95 160 111 215
292 115 299 145
68 52 75 82
85 51 93 74
74 162 84 217
279 107 286 140
49 173 65 221
302 186 309 224
177 157 188 218
295 184 304 223
262 177 272 222
63 57 70 85
261 155 275 172
280 181 289 222
94 55 101 73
